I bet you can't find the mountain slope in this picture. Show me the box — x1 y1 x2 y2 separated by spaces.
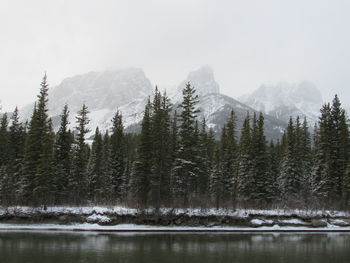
169 66 286 139
20 68 153 133
239 82 323 124
20 66 286 140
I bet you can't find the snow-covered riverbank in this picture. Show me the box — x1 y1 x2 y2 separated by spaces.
1 223 350 232
1 206 350 230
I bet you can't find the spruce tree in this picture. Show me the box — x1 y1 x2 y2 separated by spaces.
5 107 26 204
0 113 9 167
87 127 104 202
70 104 90 203
220 110 238 206
209 145 223 208
250 112 269 202
311 103 332 199
109 110 125 202
150 88 172 208
237 113 253 201
279 117 302 199
299 117 313 201
197 119 213 199
33 119 54 204
20 74 50 204
170 82 199 205
266 141 280 201
100 131 111 202
131 100 152 207
329 95 349 201
52 105 72 203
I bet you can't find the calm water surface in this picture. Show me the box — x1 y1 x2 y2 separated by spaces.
0 231 350 263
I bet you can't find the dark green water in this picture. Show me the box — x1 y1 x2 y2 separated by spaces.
1 231 350 263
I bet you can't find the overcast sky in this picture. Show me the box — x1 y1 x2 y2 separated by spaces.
1 0 350 111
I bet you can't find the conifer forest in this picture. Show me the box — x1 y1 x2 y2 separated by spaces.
1 74 350 210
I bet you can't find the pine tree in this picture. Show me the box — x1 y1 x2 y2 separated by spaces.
5 107 26 204
87 127 104 202
33 119 54 204
131 100 152 207
52 105 72 203
311 96 349 205
237 113 253 201
250 112 269 202
0 113 11 204
209 145 223 208
0 113 9 167
344 162 350 205
279 117 302 199
197 119 213 199
311 104 332 199
70 104 90 203
220 110 238 206
100 131 111 202
109 110 125 202
299 117 313 201
329 95 349 201
149 88 172 208
171 82 200 205
9 107 26 165
20 74 50 204
266 141 280 201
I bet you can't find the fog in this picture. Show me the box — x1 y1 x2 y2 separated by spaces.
1 0 350 111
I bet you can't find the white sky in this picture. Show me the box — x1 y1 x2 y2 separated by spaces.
1 0 350 111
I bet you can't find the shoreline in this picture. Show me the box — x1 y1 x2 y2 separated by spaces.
2 223 350 232
2 206 350 232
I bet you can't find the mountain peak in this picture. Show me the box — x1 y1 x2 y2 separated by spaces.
240 81 323 123
176 65 220 98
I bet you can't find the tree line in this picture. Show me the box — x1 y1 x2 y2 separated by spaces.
0 75 350 209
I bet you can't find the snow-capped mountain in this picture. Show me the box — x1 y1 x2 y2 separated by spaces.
171 65 220 102
20 66 286 139
239 82 323 124
168 66 285 139
20 68 153 133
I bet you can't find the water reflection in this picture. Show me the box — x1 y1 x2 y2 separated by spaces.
0 232 350 263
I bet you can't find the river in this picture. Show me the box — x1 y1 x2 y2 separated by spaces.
1 231 350 262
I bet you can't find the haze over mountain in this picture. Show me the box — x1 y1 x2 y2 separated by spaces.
239 82 323 124
19 66 295 139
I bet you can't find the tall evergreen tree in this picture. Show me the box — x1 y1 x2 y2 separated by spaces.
329 95 349 201
5 107 26 204
20 74 50 204
220 110 238 206
171 82 199 205
150 88 172 208
109 110 125 201
52 105 72 203
250 113 269 202
279 117 302 198
70 104 90 203
33 119 54 204
0 113 9 167
197 119 214 199
131 100 152 207
87 127 104 202
209 145 223 208
299 117 313 201
238 113 253 201
312 103 332 199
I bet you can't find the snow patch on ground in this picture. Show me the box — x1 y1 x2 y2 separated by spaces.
86 214 111 223
279 219 306 225
251 219 274 225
